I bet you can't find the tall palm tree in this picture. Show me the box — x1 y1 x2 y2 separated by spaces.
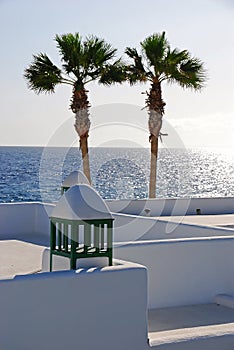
24 33 125 184
125 32 207 198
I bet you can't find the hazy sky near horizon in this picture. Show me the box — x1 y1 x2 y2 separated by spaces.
0 0 234 150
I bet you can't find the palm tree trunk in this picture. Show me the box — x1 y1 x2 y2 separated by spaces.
146 79 165 198
79 133 91 184
71 88 91 184
149 135 158 198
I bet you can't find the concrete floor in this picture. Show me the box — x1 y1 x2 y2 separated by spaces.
148 303 234 346
0 240 45 279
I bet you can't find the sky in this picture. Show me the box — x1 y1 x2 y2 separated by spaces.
0 0 234 151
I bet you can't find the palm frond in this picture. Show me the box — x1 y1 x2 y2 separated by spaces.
84 35 117 69
24 53 62 93
55 33 119 83
164 49 207 89
98 59 127 85
165 48 189 66
180 57 207 85
125 47 149 84
125 47 145 72
125 47 139 60
140 32 169 70
55 33 84 77
125 31 207 90
159 48 189 81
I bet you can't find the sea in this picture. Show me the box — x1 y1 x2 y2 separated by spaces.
0 146 233 203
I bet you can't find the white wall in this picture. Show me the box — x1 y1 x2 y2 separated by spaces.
41 235 234 309
34 202 54 234
114 237 234 308
0 261 148 350
1 201 233 247
106 197 234 216
112 212 234 241
0 202 36 236
0 202 54 245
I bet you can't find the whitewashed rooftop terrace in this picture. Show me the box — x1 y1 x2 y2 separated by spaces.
2 239 234 349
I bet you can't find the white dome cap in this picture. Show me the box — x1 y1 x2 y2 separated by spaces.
52 184 113 220
62 170 90 187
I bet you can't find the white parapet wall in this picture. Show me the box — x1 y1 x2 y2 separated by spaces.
0 202 54 245
112 212 234 241
106 197 234 216
0 260 148 350
1 202 233 247
41 235 234 309
114 236 234 309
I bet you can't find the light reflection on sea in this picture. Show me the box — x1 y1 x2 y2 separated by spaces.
0 146 233 203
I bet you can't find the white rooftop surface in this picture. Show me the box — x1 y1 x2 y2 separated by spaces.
62 170 90 187
156 214 234 229
148 304 234 346
51 184 113 220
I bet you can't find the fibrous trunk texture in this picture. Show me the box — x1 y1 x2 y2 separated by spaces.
71 89 91 184
146 80 165 198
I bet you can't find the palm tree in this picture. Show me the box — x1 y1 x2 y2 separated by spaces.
125 32 207 198
24 33 125 184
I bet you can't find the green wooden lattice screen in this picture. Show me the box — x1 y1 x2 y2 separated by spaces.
50 218 113 271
